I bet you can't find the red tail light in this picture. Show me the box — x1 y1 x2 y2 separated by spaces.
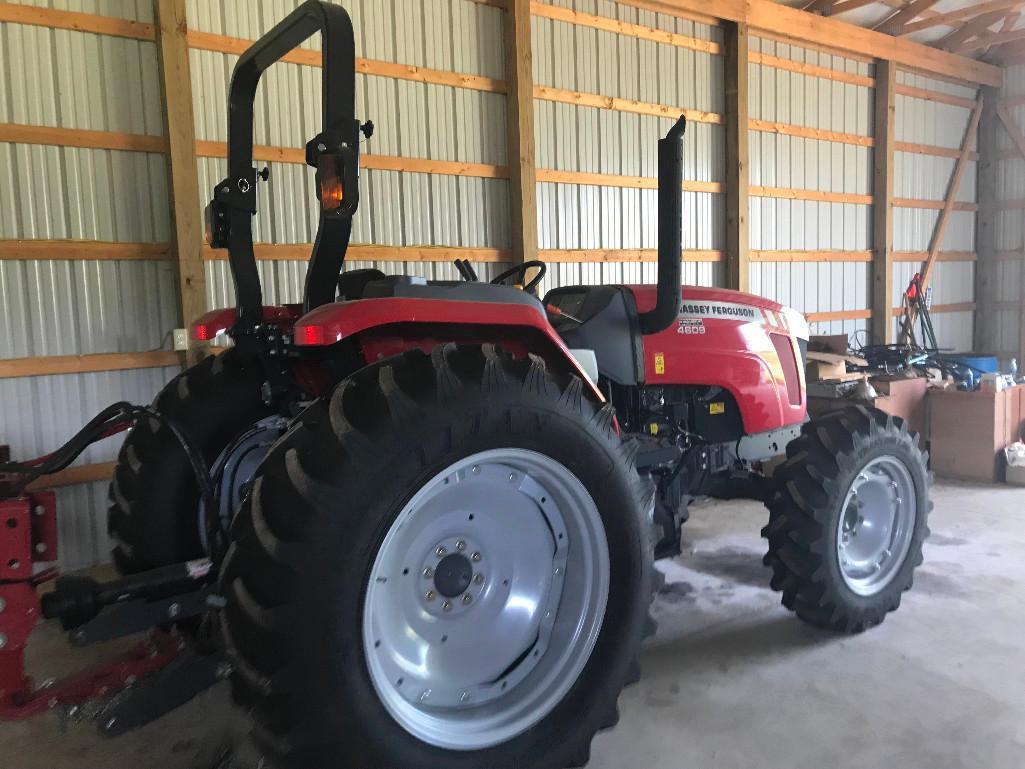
296 323 327 346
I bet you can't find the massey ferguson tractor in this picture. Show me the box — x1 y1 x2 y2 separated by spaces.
0 3 930 767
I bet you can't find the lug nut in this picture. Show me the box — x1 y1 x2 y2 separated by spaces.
423 567 434 578
456 540 466 552
471 552 482 563
436 546 447 557
471 466 480 474
462 594 472 605
442 601 452 612
425 590 436 601
473 573 484 585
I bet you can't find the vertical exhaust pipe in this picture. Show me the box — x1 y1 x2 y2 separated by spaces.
639 115 687 335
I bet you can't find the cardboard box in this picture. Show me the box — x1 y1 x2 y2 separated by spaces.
927 385 1025 483
809 334 849 355
872 377 929 437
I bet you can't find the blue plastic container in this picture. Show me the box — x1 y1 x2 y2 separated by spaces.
945 355 1000 374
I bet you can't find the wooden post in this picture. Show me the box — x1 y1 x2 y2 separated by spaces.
974 87 1001 353
724 21 750 293
503 0 538 267
872 59 896 344
994 99 1025 364
154 0 205 366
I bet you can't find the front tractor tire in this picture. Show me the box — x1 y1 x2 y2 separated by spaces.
762 406 931 633
221 344 654 769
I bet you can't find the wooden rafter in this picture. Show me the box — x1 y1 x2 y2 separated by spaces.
802 0 836 13
982 10 1022 56
874 0 941 35
829 0 887 15
940 10 1008 50
958 26 1025 53
902 0 1025 35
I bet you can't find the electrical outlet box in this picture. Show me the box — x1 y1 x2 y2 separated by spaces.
173 328 190 351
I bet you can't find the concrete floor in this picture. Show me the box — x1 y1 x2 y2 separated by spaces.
2 480 1024 769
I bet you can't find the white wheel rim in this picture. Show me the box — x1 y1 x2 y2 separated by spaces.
363 448 610 750
836 455 917 596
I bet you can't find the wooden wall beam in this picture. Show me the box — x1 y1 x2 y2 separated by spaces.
0 351 180 379
529 2 720 54
0 2 154 40
975 87 1002 353
0 240 170 261
724 21 750 292
504 0 538 267
872 60 897 345
0 123 165 153
623 0 1002 87
154 0 207 367
186 30 507 94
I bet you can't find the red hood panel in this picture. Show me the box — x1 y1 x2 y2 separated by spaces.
627 285 785 314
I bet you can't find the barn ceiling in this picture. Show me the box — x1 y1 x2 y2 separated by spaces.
775 0 1025 62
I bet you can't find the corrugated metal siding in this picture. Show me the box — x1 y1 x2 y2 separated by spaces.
531 1 724 293
188 0 511 314
997 63 1025 362
893 71 979 352
748 37 872 340
0 14 176 569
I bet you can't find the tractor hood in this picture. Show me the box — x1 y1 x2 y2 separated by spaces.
626 285 810 341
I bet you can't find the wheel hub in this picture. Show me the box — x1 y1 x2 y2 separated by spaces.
836 456 917 596
363 449 609 751
433 553 474 598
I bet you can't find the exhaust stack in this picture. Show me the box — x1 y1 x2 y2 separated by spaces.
638 116 687 336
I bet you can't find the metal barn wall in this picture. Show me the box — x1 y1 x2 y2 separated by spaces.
996 63 1025 363
894 71 978 352
748 36 873 341
186 0 513 309
530 0 724 297
0 1 179 570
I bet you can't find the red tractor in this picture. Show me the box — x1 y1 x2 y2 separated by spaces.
2 3 930 767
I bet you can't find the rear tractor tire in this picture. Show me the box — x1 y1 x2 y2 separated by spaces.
107 349 273 573
220 344 655 769
762 406 931 633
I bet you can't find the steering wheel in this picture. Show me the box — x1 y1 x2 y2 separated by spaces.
490 260 547 294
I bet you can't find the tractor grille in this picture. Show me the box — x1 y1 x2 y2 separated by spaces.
770 333 803 407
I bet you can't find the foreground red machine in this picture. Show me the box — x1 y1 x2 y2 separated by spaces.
1 3 931 767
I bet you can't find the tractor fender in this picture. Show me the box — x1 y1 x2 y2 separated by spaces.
293 297 606 402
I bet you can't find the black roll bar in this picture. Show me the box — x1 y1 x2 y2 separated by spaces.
210 0 361 330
